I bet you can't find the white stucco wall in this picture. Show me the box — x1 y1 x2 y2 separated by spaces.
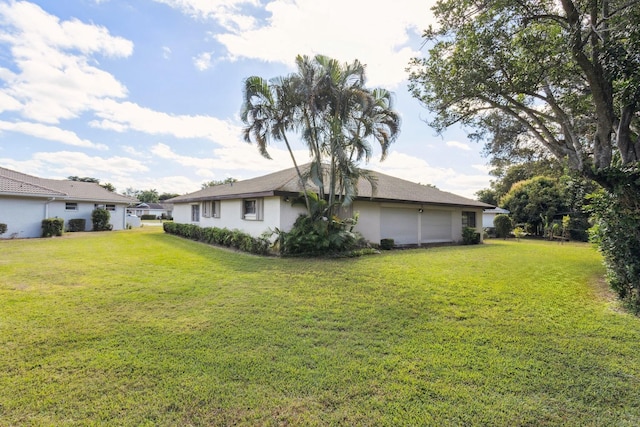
351 201 381 243
173 196 306 238
0 197 127 238
47 201 127 232
0 197 48 238
352 202 485 246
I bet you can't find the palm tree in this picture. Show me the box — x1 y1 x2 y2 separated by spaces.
241 54 401 218
304 56 401 216
240 75 311 214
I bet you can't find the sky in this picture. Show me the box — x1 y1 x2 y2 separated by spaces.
0 0 492 199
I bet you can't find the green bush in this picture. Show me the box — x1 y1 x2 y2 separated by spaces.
0 223 7 235
380 238 394 250
587 185 640 314
513 226 526 240
140 214 157 220
461 227 481 245
163 222 270 255
42 218 64 237
67 218 86 232
493 214 512 239
92 208 112 231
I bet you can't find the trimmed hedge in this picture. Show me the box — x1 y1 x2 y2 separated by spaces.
42 218 64 237
67 219 87 232
140 214 157 220
163 222 271 255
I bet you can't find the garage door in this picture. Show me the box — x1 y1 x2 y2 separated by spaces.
380 207 418 245
421 210 452 242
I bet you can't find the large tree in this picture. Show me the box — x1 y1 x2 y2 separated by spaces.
408 0 640 310
409 1 640 180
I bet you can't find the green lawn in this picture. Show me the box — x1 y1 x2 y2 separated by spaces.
1 227 639 426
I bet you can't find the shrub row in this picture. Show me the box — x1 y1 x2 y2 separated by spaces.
163 222 270 255
140 214 157 220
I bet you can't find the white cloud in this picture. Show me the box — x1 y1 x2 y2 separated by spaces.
193 51 214 71
31 151 148 177
0 120 108 150
446 140 471 151
0 150 148 187
162 46 172 59
152 0 259 31
92 99 241 145
0 0 133 123
212 0 437 88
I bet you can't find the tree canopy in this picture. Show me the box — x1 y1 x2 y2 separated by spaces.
408 0 640 188
201 178 238 189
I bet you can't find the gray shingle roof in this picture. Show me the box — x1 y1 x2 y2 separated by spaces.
0 166 136 204
168 164 493 209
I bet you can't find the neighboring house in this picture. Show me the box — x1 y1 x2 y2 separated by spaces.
0 166 136 238
482 207 510 228
128 202 173 219
168 165 494 246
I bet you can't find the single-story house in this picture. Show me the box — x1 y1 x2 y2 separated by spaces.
0 166 136 238
127 202 173 219
483 207 510 228
168 165 493 246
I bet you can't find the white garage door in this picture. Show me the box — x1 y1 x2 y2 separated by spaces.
421 210 452 242
380 207 418 245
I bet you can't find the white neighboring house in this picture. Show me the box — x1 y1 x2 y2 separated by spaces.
168 165 494 246
0 166 136 238
482 207 511 229
128 202 173 219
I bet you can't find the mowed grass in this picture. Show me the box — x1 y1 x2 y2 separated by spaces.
1 227 640 426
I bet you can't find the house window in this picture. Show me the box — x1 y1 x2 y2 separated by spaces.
212 200 220 218
462 211 476 228
66 202 78 211
191 204 200 222
202 201 211 218
95 203 116 211
243 198 263 220
202 200 220 218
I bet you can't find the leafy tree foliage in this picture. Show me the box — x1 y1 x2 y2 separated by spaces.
138 189 159 203
588 184 640 313
409 0 640 178
201 178 238 189
68 176 99 183
476 159 563 205
100 183 116 192
159 192 180 201
67 176 115 192
409 0 640 309
500 176 567 235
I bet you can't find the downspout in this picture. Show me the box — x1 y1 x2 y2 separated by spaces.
44 197 56 219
